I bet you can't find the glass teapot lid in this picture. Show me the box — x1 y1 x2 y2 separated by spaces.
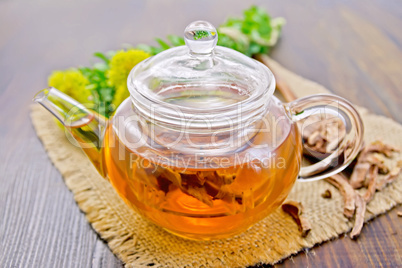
127 21 275 115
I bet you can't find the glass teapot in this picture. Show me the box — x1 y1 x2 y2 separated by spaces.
34 21 363 240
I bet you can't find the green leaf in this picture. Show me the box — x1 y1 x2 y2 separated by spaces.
100 88 114 102
106 50 117 58
136 44 154 54
94 52 110 64
136 43 165 55
167 35 185 46
93 62 108 72
156 38 171 50
193 30 210 40
217 5 285 56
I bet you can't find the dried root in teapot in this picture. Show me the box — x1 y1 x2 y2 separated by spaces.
155 168 239 207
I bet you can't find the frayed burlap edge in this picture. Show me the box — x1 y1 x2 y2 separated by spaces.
30 57 402 268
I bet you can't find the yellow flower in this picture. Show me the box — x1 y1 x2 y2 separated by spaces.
112 85 130 109
48 69 93 104
108 49 151 107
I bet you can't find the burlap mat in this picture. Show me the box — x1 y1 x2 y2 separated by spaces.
31 57 402 267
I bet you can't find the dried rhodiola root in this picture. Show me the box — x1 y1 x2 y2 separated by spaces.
257 63 401 239
133 162 240 208
376 160 402 191
325 174 356 218
363 165 379 203
155 169 239 207
350 141 400 189
321 189 332 199
300 116 346 155
324 175 367 239
282 200 312 237
349 194 366 239
325 140 401 239
252 59 401 239
349 162 371 189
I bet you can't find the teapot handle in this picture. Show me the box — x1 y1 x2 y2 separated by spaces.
284 94 364 181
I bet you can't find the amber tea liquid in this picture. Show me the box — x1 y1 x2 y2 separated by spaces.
64 83 303 240
103 122 302 240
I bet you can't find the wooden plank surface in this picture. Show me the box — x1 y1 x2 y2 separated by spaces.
0 0 401 267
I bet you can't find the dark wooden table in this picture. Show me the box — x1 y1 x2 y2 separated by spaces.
1 0 401 267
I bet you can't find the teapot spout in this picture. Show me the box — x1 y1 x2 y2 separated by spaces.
33 87 107 178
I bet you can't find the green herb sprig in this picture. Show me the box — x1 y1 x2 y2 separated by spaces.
137 6 285 56
79 52 115 117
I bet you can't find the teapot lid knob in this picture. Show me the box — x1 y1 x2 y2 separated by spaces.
184 21 218 55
